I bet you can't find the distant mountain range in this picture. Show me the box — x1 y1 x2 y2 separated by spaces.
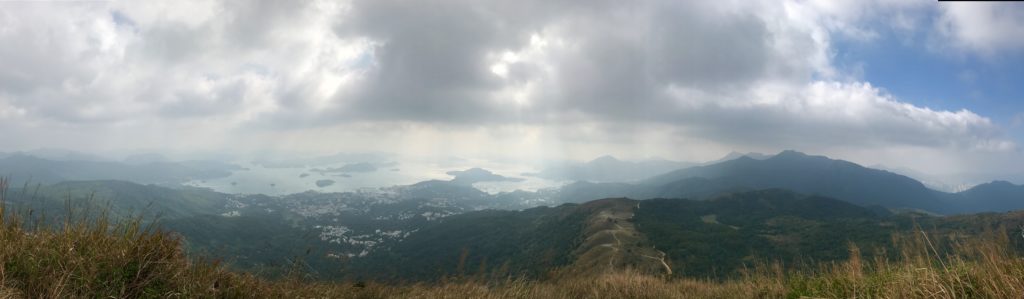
547 150 1024 215
643 150 944 211
4 150 1023 215
525 151 774 184
3 149 1024 281
0 148 109 162
0 154 243 186
527 155 696 183
700 151 773 165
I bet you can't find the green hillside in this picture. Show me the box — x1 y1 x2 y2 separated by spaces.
642 151 946 212
3 180 230 221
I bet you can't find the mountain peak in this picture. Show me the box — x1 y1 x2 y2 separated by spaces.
589 155 621 164
716 151 745 161
730 155 756 162
705 151 771 165
976 180 1019 189
774 150 808 158
769 150 863 169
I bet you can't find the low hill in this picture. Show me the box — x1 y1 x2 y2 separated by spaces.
950 181 1024 213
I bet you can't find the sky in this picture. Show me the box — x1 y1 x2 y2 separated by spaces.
0 0 1023 181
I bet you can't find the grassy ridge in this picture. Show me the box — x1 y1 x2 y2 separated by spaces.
3 178 1024 298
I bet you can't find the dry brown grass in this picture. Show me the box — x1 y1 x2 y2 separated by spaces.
784 228 1024 298
3 177 1024 298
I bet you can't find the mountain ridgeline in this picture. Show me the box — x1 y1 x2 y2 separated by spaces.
556 150 1024 215
2 150 1024 282
527 155 696 183
646 151 943 211
0 154 242 186
4 150 1022 215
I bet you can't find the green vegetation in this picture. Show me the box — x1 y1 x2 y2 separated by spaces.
3 180 229 221
4 178 1024 298
347 205 588 282
634 189 1024 279
635 190 896 277
641 151 947 212
640 150 1024 214
162 213 340 278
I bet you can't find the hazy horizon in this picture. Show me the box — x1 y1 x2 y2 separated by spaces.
2 1 1023 189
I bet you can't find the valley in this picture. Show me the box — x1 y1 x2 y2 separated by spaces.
2 150 1024 283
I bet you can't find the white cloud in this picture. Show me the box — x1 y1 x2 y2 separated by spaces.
937 2 1024 56
0 0 1018 176
649 80 1014 153
1012 113 1024 128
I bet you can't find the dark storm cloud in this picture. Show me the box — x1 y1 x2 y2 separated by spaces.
327 0 813 124
330 0 553 122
